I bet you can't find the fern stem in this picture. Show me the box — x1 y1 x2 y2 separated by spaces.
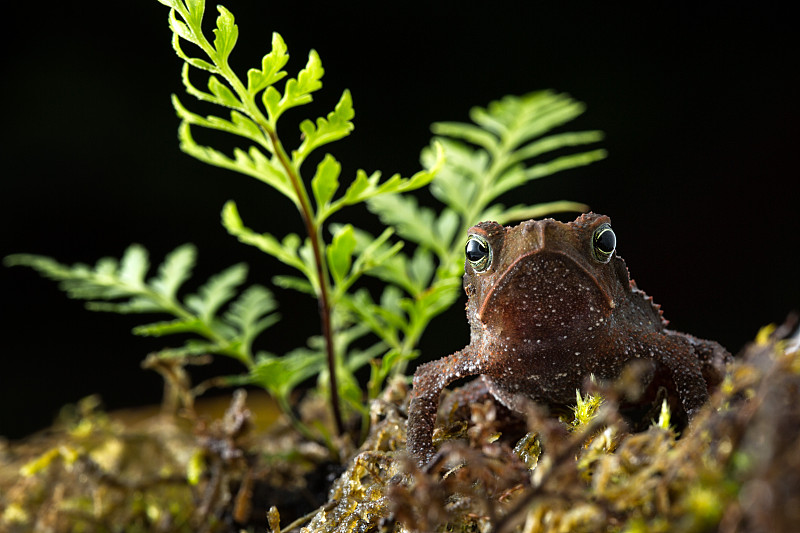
264 128 345 437
196 11 346 437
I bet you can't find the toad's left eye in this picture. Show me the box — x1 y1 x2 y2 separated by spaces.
592 224 616 263
465 234 492 272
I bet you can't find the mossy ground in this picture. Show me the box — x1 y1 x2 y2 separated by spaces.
295 320 800 533
2 322 799 532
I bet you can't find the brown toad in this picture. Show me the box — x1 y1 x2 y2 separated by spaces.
407 213 731 465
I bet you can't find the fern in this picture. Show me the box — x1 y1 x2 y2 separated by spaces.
5 245 278 364
3 246 328 437
154 0 443 436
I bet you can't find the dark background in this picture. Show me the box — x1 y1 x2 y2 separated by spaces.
1 2 797 439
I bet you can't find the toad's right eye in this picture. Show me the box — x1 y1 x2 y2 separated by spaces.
592 224 616 263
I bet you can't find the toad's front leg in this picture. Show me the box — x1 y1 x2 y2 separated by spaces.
407 348 481 467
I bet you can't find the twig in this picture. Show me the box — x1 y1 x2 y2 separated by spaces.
272 500 337 533
494 405 617 533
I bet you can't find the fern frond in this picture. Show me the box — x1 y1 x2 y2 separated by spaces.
250 349 325 401
412 91 606 231
151 244 197 300
185 263 248 323
6 246 162 307
5 245 279 366
225 285 281 355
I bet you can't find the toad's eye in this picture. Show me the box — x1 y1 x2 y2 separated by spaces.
465 235 492 272
592 224 616 263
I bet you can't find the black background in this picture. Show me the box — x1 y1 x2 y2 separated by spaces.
2 2 797 439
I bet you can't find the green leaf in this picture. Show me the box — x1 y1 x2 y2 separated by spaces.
403 278 461 325
251 349 325 399
262 86 281 121
151 244 197 300
434 208 460 250
295 90 355 162
328 144 442 218
246 32 289 95
344 289 400 346
169 8 196 44
333 225 405 295
229 111 264 142
174 117 293 201
349 226 403 275
408 247 435 289
272 275 315 295
86 297 163 314
224 285 279 356
430 121 498 153
469 104 506 136
225 285 277 331
345 339 388 373
221 201 308 274
337 371 366 414
185 263 248 322
360 253 417 297
173 90 256 141
426 143 483 216
379 286 405 322
311 154 341 212
266 49 324 122
327 224 357 283
426 91 606 239
6 249 139 303
207 75 241 109
506 130 605 167
133 318 204 337
174 42 217 72
184 0 206 28
152 339 226 359
509 97 585 150
118 244 149 289
492 149 607 198
7 240 279 381
367 194 449 258
212 5 238 64
287 49 324 102
373 348 406 384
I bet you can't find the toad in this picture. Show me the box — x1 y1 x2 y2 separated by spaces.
407 213 731 465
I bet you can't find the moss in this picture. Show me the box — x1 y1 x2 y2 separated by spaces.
294 319 800 532
2 323 799 532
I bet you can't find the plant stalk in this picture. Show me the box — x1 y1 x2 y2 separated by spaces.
178 13 346 437
265 129 345 437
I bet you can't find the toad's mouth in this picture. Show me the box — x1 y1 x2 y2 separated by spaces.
477 250 614 332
